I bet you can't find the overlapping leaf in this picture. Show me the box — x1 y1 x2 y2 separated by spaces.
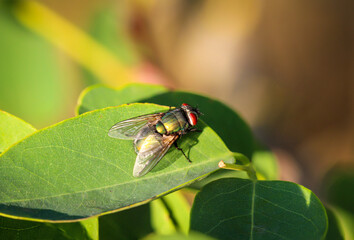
77 84 253 159
0 110 35 153
325 206 354 240
323 167 354 240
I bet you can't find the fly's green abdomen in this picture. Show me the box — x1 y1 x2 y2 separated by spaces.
155 121 166 134
156 110 189 135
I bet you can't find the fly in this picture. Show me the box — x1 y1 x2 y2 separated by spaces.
108 103 201 177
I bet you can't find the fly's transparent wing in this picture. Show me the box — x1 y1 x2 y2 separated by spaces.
108 113 162 140
134 124 156 153
133 133 178 177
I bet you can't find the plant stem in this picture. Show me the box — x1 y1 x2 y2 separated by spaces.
219 152 258 180
233 152 250 165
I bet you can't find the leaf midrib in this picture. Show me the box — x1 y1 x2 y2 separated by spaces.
250 180 256 240
2 153 233 204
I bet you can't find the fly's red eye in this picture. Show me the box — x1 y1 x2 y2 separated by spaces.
182 103 189 107
188 112 198 126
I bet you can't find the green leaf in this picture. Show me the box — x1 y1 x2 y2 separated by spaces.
0 103 234 221
252 143 278 180
324 167 354 215
77 83 168 115
77 218 98 240
325 206 354 240
0 110 36 153
99 204 153 240
325 206 344 240
77 84 253 159
323 167 354 240
0 111 98 239
151 199 177 235
151 191 191 235
190 178 328 240
161 191 191 235
53 218 98 240
0 217 97 240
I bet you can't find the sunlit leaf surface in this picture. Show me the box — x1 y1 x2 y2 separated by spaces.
0 110 98 239
0 110 35 153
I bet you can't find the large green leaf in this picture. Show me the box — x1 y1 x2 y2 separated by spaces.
77 84 253 159
0 103 234 221
0 111 98 239
0 110 35 153
190 178 327 240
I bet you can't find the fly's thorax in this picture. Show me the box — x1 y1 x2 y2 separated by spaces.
158 110 189 134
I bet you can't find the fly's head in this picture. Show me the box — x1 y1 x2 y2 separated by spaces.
181 103 202 127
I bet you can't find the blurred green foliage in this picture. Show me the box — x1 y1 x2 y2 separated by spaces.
0 3 70 128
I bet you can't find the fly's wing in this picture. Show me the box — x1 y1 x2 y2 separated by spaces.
108 113 162 140
134 124 156 154
133 133 178 177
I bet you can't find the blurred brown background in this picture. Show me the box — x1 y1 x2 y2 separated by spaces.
1 0 353 192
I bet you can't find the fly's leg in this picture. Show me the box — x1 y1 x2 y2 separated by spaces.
189 128 202 133
174 142 192 163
